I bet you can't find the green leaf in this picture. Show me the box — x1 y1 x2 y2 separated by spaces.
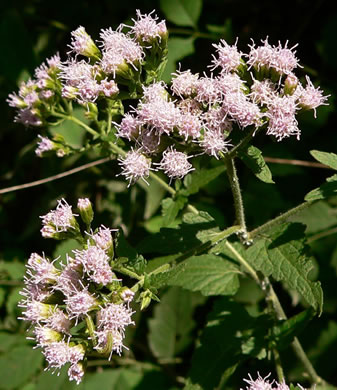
0 288 5 307
137 211 218 255
0 260 25 279
0 332 27 353
49 108 86 148
161 196 187 226
272 309 314 349
116 231 147 274
36 368 80 390
304 174 337 201
84 368 142 390
290 200 337 234
160 0 202 27
144 176 166 220
245 223 323 314
0 346 43 390
187 298 269 389
161 37 195 82
6 287 22 317
310 150 337 170
148 287 202 359
183 165 226 195
168 254 240 296
238 145 274 184
52 239 82 263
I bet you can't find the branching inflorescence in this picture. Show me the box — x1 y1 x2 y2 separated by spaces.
19 198 135 384
7 10 328 187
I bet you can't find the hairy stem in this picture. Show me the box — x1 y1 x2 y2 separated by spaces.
225 158 247 236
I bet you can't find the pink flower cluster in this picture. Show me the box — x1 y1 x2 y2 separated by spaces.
114 34 328 185
18 198 135 384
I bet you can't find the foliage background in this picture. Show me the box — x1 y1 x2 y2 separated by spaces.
0 0 337 389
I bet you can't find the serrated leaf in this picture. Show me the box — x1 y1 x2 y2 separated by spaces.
161 196 187 226
310 150 337 170
0 346 43 390
183 165 226 195
161 37 195 82
187 298 269 389
245 223 323 314
148 287 201 359
238 145 274 184
116 231 147 274
160 0 202 27
168 254 240 296
304 174 337 201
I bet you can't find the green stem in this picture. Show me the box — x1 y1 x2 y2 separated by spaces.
115 266 142 281
250 201 313 239
224 241 259 284
225 158 247 235
225 243 324 385
226 127 256 159
51 111 99 137
265 281 324 385
85 315 97 347
273 347 284 383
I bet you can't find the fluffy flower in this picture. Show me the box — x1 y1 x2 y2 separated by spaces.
199 129 231 158
157 147 194 179
171 69 199 98
131 10 167 43
210 39 242 73
118 149 152 185
297 76 329 117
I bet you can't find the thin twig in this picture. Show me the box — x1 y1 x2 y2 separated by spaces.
264 156 330 169
0 157 111 195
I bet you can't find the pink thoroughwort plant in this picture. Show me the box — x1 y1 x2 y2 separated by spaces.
8 9 330 389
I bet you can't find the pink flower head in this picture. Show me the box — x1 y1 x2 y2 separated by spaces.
73 244 113 285
59 59 94 88
40 199 78 237
26 252 59 285
43 341 85 370
33 326 62 346
35 135 55 157
217 73 246 95
271 41 300 75
68 26 100 58
241 373 304 390
199 129 231 158
297 76 329 117
7 92 27 109
247 38 274 71
99 78 119 97
19 300 55 323
266 95 300 141
99 29 143 73
157 147 194 180
68 362 85 384
137 99 180 135
224 92 263 128
178 112 202 140
45 308 72 334
55 258 83 295
202 107 233 133
195 76 221 105
171 69 199 98
131 9 167 43
15 108 42 127
118 149 152 186
91 225 117 251
97 302 135 334
142 81 168 102
210 39 242 73
65 288 97 320
116 113 141 140
249 79 275 105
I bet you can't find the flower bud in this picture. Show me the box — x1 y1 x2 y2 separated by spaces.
77 198 94 225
